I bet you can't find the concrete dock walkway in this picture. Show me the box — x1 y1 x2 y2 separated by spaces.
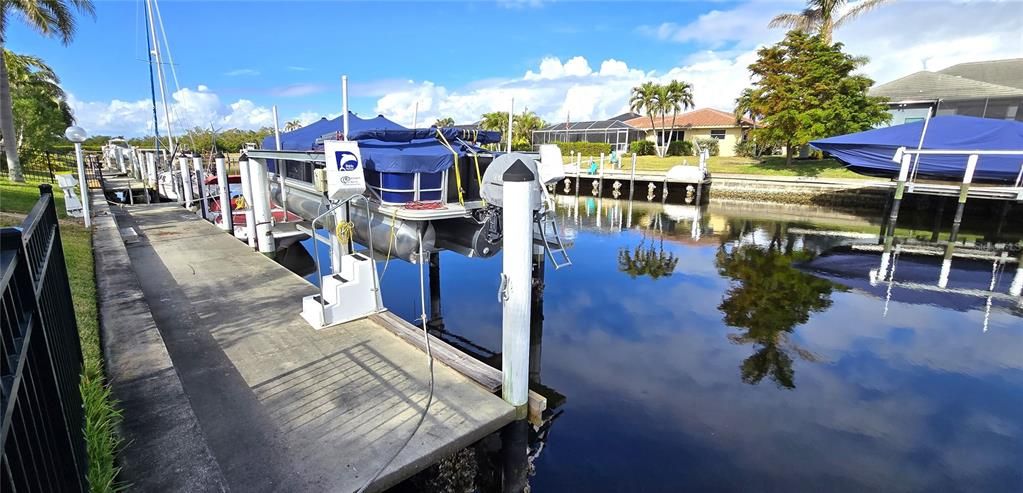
106 200 514 492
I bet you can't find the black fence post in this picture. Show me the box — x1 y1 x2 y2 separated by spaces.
46 151 55 183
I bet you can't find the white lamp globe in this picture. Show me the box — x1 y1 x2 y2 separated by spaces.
65 126 88 143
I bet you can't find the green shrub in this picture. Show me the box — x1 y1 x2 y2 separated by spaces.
734 139 757 158
629 140 656 156
551 141 612 156
695 138 720 156
666 140 693 156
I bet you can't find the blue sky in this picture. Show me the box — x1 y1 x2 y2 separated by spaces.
7 0 1021 136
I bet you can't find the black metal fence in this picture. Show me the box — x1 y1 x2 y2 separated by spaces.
1 185 87 491
0 147 85 183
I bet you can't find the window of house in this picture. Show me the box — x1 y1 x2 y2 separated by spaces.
710 129 726 140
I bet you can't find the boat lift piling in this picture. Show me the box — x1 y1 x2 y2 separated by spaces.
237 155 257 248
116 147 126 174
193 154 207 219
247 157 276 256
272 105 288 214
214 153 232 232
500 159 535 418
178 155 193 207
949 154 978 243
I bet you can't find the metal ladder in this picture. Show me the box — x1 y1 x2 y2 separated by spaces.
535 208 572 270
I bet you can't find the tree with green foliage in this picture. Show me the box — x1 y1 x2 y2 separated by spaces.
283 119 302 132
5 50 74 153
0 0 95 182
663 80 694 150
478 110 545 151
433 116 455 127
740 31 890 165
629 81 661 156
769 0 891 44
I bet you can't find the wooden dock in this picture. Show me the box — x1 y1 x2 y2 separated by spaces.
99 184 515 491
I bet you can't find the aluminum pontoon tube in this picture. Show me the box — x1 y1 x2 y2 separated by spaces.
271 182 436 262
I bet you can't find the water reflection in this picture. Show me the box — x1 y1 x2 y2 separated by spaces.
715 243 839 389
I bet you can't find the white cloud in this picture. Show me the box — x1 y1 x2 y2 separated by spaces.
224 68 260 77
69 85 275 136
373 0 1020 127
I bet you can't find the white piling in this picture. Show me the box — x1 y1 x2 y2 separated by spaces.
272 104 287 214
192 154 206 217
215 152 232 232
237 155 257 248
507 98 514 153
145 151 157 187
73 142 92 228
342 75 350 140
248 157 275 256
116 147 126 174
178 156 193 206
500 158 535 418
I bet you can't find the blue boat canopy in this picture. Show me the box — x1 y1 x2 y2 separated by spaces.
263 112 406 151
264 112 500 174
810 116 1023 183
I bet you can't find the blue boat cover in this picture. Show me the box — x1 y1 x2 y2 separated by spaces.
810 116 1023 183
263 112 406 151
264 113 499 174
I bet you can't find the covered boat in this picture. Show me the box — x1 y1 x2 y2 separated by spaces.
810 116 1023 183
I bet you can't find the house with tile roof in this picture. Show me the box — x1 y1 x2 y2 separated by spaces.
623 108 754 157
869 58 1023 125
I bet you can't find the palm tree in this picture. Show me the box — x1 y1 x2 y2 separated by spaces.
433 116 455 127
1 0 95 182
768 0 890 44
663 80 694 152
630 82 662 156
283 119 302 132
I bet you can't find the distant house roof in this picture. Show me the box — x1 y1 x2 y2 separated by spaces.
870 58 1023 102
937 58 1023 90
623 108 752 130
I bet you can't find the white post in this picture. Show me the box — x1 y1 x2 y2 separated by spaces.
215 153 232 232
412 101 419 129
1010 254 1023 297
178 156 193 206
507 97 514 153
237 155 257 247
145 151 157 186
116 147 126 174
272 104 287 214
192 154 206 216
500 158 534 418
73 142 92 228
248 158 275 256
342 75 350 140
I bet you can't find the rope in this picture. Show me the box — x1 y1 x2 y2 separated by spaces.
403 201 446 210
457 137 486 206
334 220 354 245
379 208 398 281
435 128 465 206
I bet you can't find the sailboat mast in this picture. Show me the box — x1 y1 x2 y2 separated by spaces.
143 0 161 162
145 0 176 155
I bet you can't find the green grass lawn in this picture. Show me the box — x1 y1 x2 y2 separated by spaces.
1 178 123 492
570 154 863 179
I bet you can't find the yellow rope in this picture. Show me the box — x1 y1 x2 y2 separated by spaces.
335 220 354 245
469 146 486 206
379 207 398 280
435 128 464 206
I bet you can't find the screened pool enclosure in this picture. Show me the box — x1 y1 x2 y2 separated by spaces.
531 113 646 152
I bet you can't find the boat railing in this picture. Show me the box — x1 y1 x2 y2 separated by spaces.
894 147 1023 191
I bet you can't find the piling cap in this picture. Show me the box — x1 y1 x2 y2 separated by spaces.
503 159 535 182
238 153 248 163
214 152 225 159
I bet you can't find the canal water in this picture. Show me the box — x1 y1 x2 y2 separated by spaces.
283 195 1022 492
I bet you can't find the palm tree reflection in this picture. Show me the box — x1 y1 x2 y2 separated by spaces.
715 240 840 389
618 236 680 280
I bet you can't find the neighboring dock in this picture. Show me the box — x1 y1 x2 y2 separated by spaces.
97 179 514 491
